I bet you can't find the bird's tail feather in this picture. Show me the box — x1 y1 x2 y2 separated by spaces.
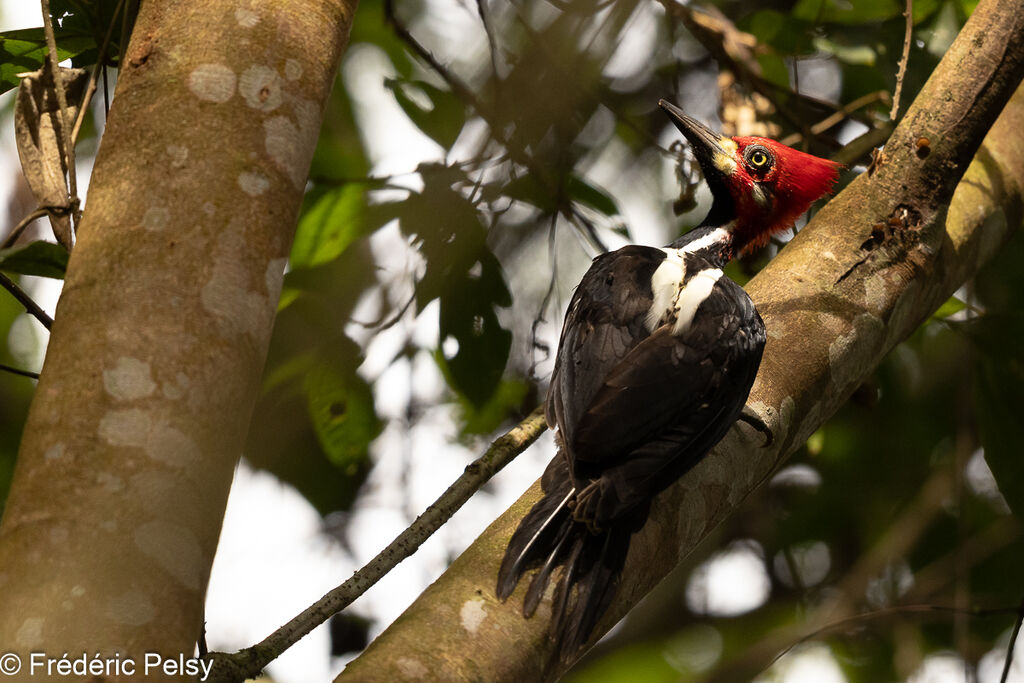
496 457 635 661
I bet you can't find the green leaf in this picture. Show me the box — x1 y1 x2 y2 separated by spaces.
384 78 465 149
245 249 377 515
566 176 619 217
437 250 512 407
388 164 514 406
911 0 944 23
500 174 556 212
930 294 966 320
745 10 786 44
0 29 94 95
0 240 68 279
291 185 365 269
792 0 902 24
741 10 815 55
756 53 790 90
813 36 877 65
398 164 489 309
456 379 528 437
568 629 713 682
500 174 619 217
245 372 371 516
49 0 139 67
305 357 382 470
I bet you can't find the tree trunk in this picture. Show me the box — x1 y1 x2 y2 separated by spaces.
337 0 1024 678
0 0 355 677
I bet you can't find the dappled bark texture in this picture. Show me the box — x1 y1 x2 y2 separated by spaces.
337 0 1024 679
0 0 355 674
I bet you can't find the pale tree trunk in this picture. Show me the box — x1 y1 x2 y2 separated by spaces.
337 0 1024 679
0 0 356 678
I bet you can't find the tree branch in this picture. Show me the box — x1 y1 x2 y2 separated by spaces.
1001 597 1024 683
40 0 79 229
890 0 915 121
0 362 40 380
0 271 53 330
0 0 357 668
336 0 1024 679
0 207 50 249
205 406 548 683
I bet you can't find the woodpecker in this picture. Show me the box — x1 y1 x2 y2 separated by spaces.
496 100 841 661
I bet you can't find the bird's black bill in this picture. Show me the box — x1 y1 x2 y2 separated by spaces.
658 99 731 173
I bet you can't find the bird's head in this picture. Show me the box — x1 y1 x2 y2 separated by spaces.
659 99 841 254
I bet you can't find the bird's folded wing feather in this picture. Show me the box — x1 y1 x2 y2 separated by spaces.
562 273 763 471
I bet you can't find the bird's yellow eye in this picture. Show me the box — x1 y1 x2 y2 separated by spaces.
743 146 774 175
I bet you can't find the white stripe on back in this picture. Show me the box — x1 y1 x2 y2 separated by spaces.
645 250 685 333
672 268 723 335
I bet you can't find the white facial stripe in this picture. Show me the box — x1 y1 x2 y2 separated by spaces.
713 153 736 174
646 250 685 333
680 226 732 254
672 268 723 335
713 137 738 174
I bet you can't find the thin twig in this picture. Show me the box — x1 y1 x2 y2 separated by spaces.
780 90 892 148
0 362 40 380
565 202 607 254
102 64 110 116
890 0 914 120
1 208 51 250
529 213 559 381
71 0 127 146
767 603 1023 673
205 406 549 683
349 287 416 330
475 0 501 81
1000 596 1024 683
120 0 132 70
0 272 53 330
40 0 79 228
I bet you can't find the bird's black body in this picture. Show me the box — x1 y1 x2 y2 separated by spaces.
496 236 765 657
496 101 840 663
549 243 765 521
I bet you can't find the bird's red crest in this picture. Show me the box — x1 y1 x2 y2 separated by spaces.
728 137 842 253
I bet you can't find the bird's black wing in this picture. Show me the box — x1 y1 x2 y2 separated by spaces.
563 272 765 525
546 245 666 451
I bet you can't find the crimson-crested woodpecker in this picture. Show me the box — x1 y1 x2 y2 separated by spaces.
496 100 841 661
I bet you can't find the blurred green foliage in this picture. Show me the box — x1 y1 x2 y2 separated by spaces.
0 0 1021 678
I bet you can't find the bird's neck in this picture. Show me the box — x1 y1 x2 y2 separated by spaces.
666 222 740 269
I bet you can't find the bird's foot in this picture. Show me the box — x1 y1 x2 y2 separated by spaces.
569 481 604 534
737 410 774 447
